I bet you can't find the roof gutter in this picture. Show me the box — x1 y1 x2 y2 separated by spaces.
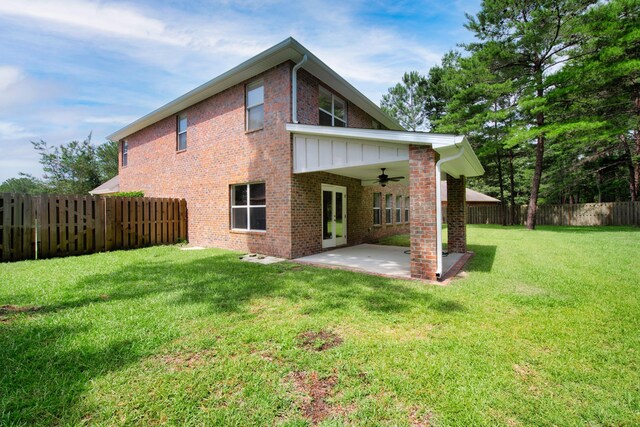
435 144 465 279
291 54 308 124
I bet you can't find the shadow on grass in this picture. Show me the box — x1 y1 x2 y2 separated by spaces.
465 244 497 273
0 250 467 424
534 225 640 233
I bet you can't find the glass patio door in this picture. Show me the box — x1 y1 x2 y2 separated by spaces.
321 184 347 248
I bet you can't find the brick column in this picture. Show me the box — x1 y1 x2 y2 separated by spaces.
409 145 438 280
446 174 467 253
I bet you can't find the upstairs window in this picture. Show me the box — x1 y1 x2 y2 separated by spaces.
177 114 187 151
122 140 128 167
396 195 402 223
231 183 266 231
319 86 346 127
246 81 264 131
385 194 393 224
373 192 381 225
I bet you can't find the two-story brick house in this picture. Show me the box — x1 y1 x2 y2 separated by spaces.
108 37 484 280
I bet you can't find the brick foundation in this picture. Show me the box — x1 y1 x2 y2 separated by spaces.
409 145 438 280
446 174 467 253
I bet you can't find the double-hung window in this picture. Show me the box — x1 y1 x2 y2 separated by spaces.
385 194 393 224
373 192 381 225
177 114 187 151
404 196 410 222
319 86 346 127
396 195 402 223
231 183 266 231
246 81 264 131
122 141 128 167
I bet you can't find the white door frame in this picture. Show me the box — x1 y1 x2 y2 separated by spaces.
321 184 347 249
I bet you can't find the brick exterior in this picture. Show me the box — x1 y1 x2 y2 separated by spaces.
409 145 438 280
446 175 467 253
118 60 414 262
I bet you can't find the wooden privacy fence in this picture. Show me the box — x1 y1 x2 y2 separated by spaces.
467 201 640 226
0 193 187 262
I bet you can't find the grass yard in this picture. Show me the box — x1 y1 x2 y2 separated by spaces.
1 225 639 426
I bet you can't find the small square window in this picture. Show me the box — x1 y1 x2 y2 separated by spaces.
246 81 264 131
231 183 266 231
319 86 347 127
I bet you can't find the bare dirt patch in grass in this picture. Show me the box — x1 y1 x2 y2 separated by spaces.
286 370 353 425
0 305 41 322
151 349 216 372
297 330 343 352
408 406 435 427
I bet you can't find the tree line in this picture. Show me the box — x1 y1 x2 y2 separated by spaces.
0 135 118 195
381 0 639 229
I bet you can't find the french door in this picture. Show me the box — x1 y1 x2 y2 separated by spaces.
321 184 347 248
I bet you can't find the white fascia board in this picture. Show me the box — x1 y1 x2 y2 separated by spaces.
285 123 463 147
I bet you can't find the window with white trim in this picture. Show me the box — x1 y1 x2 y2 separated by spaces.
404 196 410 222
231 183 266 231
396 195 402 223
122 140 128 167
385 194 393 224
246 81 264 131
373 192 381 225
319 86 346 127
177 113 187 151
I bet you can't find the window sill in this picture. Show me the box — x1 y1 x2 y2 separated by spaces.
245 127 264 134
230 229 266 235
176 149 187 154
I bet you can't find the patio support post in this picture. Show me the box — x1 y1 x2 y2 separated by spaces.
409 145 438 280
446 174 467 253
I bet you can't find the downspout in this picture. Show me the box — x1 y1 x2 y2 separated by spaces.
291 54 308 124
435 144 465 278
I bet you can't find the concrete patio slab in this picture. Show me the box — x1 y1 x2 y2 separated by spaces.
294 244 466 280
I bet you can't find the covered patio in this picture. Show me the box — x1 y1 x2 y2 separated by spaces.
287 124 484 281
295 243 469 280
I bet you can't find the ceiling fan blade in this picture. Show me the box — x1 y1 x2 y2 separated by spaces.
387 176 405 180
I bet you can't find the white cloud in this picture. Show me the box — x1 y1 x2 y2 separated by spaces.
0 121 35 139
0 65 24 91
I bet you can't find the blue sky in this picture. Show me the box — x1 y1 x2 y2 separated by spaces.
0 0 480 182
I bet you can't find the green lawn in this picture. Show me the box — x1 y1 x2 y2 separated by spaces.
1 226 639 426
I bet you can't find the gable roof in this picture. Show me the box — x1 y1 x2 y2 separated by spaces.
89 175 119 195
107 37 402 141
440 182 500 203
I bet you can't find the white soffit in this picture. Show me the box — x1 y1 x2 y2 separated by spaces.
287 124 485 178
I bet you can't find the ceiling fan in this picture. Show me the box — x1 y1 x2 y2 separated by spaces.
366 168 405 187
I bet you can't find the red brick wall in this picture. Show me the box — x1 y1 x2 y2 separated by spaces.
291 172 409 258
119 60 399 259
446 175 467 253
409 145 438 280
119 62 295 257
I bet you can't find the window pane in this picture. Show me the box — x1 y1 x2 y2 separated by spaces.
323 190 332 239
178 115 187 133
373 192 381 208
233 185 247 206
250 207 266 230
334 118 346 127
373 209 381 225
319 110 332 126
247 84 264 107
178 132 187 150
232 207 247 229
386 209 392 224
250 183 266 205
333 97 345 120
319 87 332 112
248 104 264 130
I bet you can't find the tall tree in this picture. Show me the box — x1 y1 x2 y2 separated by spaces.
465 0 596 229
0 176 48 194
381 71 429 131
